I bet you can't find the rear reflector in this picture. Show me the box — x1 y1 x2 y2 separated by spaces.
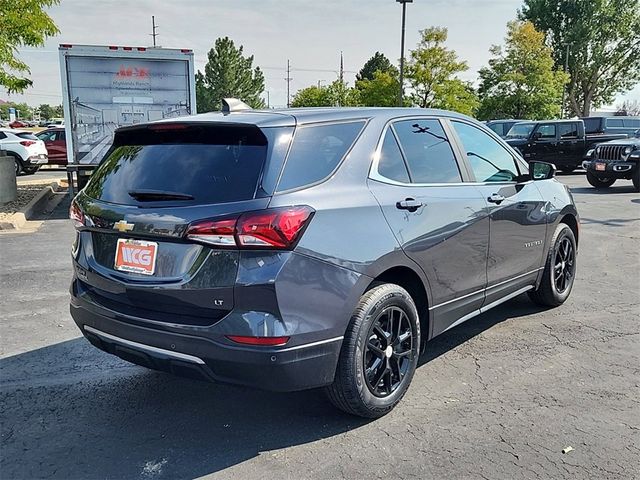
186 206 314 250
226 335 290 346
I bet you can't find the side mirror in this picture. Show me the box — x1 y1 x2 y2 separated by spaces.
532 131 543 141
529 161 555 180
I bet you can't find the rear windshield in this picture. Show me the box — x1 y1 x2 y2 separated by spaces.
16 132 38 140
583 117 602 134
85 124 276 206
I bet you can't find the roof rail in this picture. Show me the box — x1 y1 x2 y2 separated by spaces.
221 98 252 114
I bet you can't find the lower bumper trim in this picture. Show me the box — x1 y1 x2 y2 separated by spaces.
84 325 206 365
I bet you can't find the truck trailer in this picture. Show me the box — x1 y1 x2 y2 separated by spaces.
58 44 196 190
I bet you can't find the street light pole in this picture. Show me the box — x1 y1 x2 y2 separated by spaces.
397 0 412 107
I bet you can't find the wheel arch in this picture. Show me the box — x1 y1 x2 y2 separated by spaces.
365 264 431 344
559 212 579 246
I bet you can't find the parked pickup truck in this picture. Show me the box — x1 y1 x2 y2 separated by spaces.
582 116 640 137
505 119 626 172
581 129 640 191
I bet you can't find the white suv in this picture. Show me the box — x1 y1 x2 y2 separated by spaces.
0 128 49 175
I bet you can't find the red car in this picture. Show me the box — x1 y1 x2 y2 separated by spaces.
36 127 68 165
9 120 27 128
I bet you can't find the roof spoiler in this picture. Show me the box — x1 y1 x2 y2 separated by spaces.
221 98 252 114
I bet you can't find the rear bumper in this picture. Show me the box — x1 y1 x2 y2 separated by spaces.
70 295 343 392
28 154 48 164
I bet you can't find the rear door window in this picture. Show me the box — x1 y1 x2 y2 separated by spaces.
536 124 556 139
377 129 410 183
392 119 461 183
276 121 365 192
85 124 272 206
559 123 579 138
607 118 624 128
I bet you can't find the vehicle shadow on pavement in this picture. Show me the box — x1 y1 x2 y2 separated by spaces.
1 296 542 479
420 294 544 366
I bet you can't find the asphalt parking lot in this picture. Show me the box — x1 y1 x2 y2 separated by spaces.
1 174 638 480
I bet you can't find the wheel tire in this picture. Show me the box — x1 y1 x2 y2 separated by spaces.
22 165 40 175
325 283 421 418
560 166 576 174
10 154 23 176
632 165 639 192
529 223 577 307
586 170 615 188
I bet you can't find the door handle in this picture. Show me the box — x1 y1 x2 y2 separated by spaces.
396 198 423 212
487 193 505 204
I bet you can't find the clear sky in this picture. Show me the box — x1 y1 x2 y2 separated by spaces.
3 0 638 110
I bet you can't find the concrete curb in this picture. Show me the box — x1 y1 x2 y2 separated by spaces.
0 182 61 230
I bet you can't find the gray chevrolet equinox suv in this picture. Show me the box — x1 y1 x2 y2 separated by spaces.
70 103 579 418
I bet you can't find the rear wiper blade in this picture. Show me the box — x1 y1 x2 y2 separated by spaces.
128 189 194 201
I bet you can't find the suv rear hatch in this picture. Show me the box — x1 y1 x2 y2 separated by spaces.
72 121 293 326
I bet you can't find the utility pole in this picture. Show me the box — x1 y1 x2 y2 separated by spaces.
266 91 270 109
285 59 292 108
150 16 158 47
396 0 413 107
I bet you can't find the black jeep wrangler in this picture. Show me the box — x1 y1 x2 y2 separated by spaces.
582 129 640 192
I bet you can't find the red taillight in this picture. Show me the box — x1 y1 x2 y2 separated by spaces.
20 140 36 147
185 206 314 250
186 218 236 246
122 46 133 51
226 335 290 346
69 200 85 229
236 206 312 248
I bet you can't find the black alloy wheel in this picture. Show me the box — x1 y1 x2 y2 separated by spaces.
364 306 413 397
553 236 575 294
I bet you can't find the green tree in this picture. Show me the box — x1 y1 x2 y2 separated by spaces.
477 21 568 120
356 70 401 107
0 101 31 120
356 52 398 82
520 0 640 117
53 104 63 117
290 85 333 107
0 0 60 93
405 27 478 115
326 79 360 107
195 37 266 112
37 103 54 119
291 79 360 107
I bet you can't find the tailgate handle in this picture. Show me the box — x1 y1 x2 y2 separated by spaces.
396 198 423 212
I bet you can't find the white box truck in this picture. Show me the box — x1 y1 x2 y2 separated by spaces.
58 44 196 190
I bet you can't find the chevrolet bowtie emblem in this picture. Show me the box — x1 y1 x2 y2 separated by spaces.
113 220 134 232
